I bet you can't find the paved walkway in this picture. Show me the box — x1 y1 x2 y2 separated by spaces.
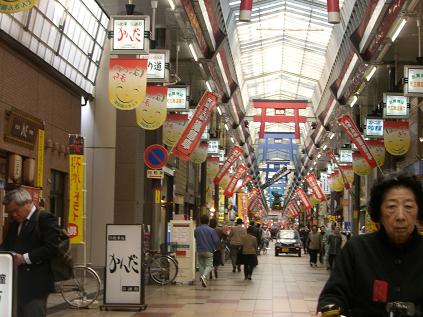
47 247 329 317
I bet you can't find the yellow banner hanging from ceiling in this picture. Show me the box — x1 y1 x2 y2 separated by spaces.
0 0 37 13
163 114 188 147
190 142 209 164
352 152 371 176
367 139 385 167
340 165 354 186
384 120 410 156
109 58 148 110
136 85 168 130
206 157 219 208
329 171 344 192
219 172 231 190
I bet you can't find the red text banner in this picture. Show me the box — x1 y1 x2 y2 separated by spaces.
224 165 248 197
173 91 218 160
338 114 377 168
295 188 311 210
305 173 326 201
236 174 253 192
213 146 244 184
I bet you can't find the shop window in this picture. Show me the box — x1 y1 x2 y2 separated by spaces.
50 169 66 227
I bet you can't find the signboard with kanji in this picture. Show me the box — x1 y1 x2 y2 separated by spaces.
145 49 170 83
404 65 423 96
365 118 384 137
383 93 409 118
111 15 150 55
167 86 190 111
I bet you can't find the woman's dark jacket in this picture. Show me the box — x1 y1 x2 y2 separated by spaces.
318 227 423 317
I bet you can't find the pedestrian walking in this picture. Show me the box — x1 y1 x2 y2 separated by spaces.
306 225 322 267
228 218 246 272
239 226 258 280
327 227 343 270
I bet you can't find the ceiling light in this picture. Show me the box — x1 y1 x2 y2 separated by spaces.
205 80 212 92
313 161 317 166
167 0 175 10
391 18 407 42
366 66 377 81
224 123 229 131
329 132 335 140
188 43 198 62
217 106 222 115
350 95 358 108
317 153 322 159
322 144 328 150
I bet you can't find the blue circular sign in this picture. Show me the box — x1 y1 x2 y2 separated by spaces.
144 145 168 169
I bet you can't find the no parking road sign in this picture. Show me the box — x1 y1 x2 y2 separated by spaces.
144 144 168 169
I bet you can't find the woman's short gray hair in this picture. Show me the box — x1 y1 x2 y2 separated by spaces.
3 188 33 206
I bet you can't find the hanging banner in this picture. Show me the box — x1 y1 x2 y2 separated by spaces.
329 171 344 192
338 114 377 168
236 174 253 193
367 139 386 167
68 135 85 244
109 58 148 110
135 85 168 130
173 91 218 160
162 114 188 147
340 165 354 185
291 200 302 216
190 142 209 164
219 173 231 191
0 0 37 13
36 129 45 188
213 146 244 184
326 149 350 189
352 152 371 176
206 157 219 208
224 165 248 197
384 120 410 156
305 173 326 201
295 188 312 210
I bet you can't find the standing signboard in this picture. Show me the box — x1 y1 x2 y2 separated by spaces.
170 220 195 284
102 224 146 310
0 252 16 317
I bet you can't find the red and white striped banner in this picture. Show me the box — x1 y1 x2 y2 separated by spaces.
224 165 248 197
327 0 340 24
305 173 326 201
239 0 253 22
236 174 253 192
213 146 244 184
295 188 312 210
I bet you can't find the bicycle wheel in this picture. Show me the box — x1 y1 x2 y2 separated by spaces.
149 255 178 285
61 265 101 308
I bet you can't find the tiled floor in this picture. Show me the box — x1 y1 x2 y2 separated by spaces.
47 247 329 317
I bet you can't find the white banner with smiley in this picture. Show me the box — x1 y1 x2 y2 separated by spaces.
384 120 410 156
136 85 168 130
162 114 188 147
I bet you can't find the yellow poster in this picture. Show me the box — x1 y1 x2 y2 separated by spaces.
329 171 344 192
163 114 188 147
136 85 168 130
384 120 410 156
68 154 84 244
190 142 208 164
36 129 45 188
0 0 37 13
367 139 385 167
109 58 148 110
352 152 371 176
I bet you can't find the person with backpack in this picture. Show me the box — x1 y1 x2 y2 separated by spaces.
0 188 61 317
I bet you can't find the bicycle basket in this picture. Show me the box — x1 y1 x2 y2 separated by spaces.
160 242 178 254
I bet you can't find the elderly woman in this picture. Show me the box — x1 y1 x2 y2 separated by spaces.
317 172 423 317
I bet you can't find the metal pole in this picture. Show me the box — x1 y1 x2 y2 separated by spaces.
83 160 87 267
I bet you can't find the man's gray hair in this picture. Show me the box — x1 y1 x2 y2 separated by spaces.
3 188 33 206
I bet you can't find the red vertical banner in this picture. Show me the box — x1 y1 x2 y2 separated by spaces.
236 174 253 192
295 188 312 210
224 165 248 197
213 146 244 184
327 0 340 24
338 114 377 168
305 173 326 201
173 91 218 160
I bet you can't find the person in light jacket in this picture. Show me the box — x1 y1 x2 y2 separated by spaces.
307 225 322 267
239 226 258 280
228 218 247 272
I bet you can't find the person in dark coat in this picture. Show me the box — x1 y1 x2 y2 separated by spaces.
326 227 342 270
239 226 258 280
317 173 423 317
0 188 61 317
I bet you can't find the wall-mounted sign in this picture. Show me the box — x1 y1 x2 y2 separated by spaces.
4 109 43 149
147 169 164 179
111 15 150 55
167 86 190 111
208 139 219 154
0 252 16 317
384 93 409 118
339 149 352 163
365 117 384 137
404 65 423 96
144 49 170 83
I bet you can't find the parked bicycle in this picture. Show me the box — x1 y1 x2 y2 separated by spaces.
59 265 102 308
144 242 178 285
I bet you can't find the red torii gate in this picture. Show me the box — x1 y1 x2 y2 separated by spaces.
253 100 308 139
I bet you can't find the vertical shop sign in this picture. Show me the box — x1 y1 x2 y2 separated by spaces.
68 135 84 244
36 129 45 188
135 85 168 130
305 173 326 201
173 91 218 161
295 188 311 210
0 0 37 13
338 114 377 168
213 146 244 184
224 165 248 197
109 58 148 110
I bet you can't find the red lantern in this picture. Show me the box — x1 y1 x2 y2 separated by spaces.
327 0 340 24
239 0 253 22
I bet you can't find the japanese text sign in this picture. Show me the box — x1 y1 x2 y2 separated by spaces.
213 146 244 184
173 91 218 160
365 118 384 137
305 173 326 201
338 114 377 168
224 165 248 197
295 188 311 210
236 174 253 192
404 65 423 95
207 139 219 154
68 153 84 244
384 94 409 118
167 86 189 110
111 15 150 54
147 51 167 81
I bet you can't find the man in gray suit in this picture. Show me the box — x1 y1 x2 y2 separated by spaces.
0 188 61 317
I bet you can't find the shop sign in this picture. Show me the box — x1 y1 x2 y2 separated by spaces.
295 188 311 210
5 109 43 149
339 149 352 163
207 139 219 154
214 146 243 185
305 173 326 201
111 15 150 55
167 86 190 111
404 65 423 95
224 165 248 197
147 169 164 179
0 0 37 13
365 118 384 137
146 50 169 82
384 94 409 118
219 149 225 162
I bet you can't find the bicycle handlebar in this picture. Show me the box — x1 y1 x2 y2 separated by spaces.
320 302 416 317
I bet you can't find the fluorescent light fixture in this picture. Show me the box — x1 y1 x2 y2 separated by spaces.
188 43 198 62
350 95 358 108
337 54 359 99
322 144 328 150
366 66 377 81
205 80 212 92
224 123 229 131
391 18 407 42
167 0 175 10
329 132 335 140
317 153 322 159
313 161 317 166
230 137 235 144
217 106 222 115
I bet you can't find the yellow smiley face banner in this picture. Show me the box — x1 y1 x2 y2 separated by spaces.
352 152 371 176
190 142 209 164
367 139 385 167
340 165 354 186
0 0 37 13
329 171 344 192
136 85 168 130
163 114 188 147
220 172 231 191
384 120 410 156
109 58 148 110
